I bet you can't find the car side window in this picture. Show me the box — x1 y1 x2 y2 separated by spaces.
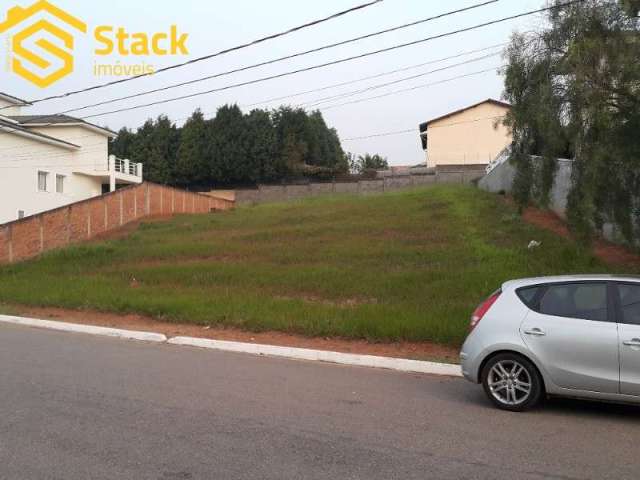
538 283 608 322
617 283 640 325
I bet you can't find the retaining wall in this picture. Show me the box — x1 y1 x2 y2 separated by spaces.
478 158 627 244
0 182 234 265
233 171 479 205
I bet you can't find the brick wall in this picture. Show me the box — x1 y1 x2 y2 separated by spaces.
0 182 234 265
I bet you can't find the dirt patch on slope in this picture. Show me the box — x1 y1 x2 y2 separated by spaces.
522 206 640 268
4 305 459 364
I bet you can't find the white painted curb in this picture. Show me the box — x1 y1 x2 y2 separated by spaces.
168 336 462 377
0 315 167 343
0 314 461 376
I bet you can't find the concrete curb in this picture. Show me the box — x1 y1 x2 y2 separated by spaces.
168 336 462 377
0 315 167 343
0 314 461 377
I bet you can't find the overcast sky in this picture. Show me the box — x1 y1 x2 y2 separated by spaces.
1 0 545 165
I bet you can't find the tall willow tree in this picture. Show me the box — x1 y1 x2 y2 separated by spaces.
503 0 640 243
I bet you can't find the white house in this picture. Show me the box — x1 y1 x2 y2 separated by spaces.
0 92 142 224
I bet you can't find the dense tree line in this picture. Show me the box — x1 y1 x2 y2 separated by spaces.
109 105 349 187
503 0 640 243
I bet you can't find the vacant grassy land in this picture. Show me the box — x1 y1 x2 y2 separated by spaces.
0 186 633 346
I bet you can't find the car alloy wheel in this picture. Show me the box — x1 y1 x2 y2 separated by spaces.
487 359 532 406
481 353 543 411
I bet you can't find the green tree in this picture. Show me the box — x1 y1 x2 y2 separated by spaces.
245 109 279 182
109 127 136 159
503 0 640 242
208 104 252 184
129 116 180 184
272 106 308 176
351 153 389 174
175 110 209 187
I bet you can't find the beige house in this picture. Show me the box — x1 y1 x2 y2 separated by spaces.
419 99 512 169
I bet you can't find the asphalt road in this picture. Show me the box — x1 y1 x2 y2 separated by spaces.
1 324 639 480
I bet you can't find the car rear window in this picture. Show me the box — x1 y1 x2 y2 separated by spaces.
516 286 541 309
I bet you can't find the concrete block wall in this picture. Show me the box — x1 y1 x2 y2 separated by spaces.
233 171 474 205
0 182 234 265
478 157 572 219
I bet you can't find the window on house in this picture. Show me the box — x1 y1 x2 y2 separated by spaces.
56 174 65 194
37 171 48 192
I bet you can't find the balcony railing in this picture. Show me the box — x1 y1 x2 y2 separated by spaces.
109 155 143 178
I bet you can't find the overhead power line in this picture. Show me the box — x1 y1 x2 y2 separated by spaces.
243 43 506 108
341 115 508 141
342 129 417 141
50 0 500 116
75 2 579 120
0 0 386 111
321 66 504 110
8 1 577 126
0 0 581 146
300 52 501 108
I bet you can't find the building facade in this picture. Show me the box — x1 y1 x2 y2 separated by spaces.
0 92 142 224
419 99 512 170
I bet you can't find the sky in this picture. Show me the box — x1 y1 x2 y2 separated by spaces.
0 0 545 166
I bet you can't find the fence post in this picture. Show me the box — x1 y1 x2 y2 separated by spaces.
119 191 124 226
145 183 151 215
66 206 72 245
87 204 92 238
7 224 13 263
39 216 44 253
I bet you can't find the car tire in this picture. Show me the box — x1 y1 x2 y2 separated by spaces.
481 353 543 412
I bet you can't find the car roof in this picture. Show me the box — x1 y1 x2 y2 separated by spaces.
503 275 640 291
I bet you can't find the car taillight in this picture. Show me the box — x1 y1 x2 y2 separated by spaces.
470 290 501 332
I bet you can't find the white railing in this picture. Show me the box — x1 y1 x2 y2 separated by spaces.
485 147 511 175
109 155 143 178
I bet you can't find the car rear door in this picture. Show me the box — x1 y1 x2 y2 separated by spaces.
613 282 640 396
519 282 619 394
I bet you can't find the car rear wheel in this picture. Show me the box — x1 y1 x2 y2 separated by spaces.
481 353 543 412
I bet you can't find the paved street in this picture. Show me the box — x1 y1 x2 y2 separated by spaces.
1 324 639 480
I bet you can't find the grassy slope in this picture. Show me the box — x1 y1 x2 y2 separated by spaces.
0 185 633 346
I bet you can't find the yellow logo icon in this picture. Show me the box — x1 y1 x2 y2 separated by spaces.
0 0 87 88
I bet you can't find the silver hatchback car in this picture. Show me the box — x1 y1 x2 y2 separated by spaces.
461 275 640 411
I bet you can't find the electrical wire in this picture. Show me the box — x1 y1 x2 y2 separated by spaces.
50 0 501 116
300 52 501 108
76 2 579 120
4 1 578 126
341 114 507 141
0 0 387 111
320 66 504 110
242 43 506 108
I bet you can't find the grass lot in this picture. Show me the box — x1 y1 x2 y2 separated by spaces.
0 185 634 346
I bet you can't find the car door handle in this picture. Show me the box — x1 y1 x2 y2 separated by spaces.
623 338 640 347
524 328 546 337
